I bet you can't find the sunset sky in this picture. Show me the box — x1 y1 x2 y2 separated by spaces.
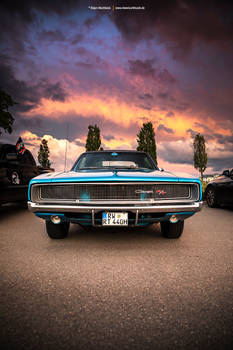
0 0 233 174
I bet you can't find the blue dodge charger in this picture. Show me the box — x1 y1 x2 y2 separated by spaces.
28 150 202 239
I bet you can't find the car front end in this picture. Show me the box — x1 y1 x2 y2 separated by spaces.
28 151 202 239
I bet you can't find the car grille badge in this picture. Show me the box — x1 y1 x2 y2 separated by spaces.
156 189 167 196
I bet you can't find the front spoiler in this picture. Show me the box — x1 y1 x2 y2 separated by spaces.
28 201 203 214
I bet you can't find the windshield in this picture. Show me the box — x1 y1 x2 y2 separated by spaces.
73 152 157 171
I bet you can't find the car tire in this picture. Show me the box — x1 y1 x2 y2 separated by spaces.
9 170 21 185
206 186 218 208
46 221 70 239
160 220 184 239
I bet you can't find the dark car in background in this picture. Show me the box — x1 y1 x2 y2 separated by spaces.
205 169 233 207
0 143 53 205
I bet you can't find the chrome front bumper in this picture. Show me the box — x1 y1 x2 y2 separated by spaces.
28 201 203 214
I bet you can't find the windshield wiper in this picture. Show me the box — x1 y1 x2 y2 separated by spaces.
137 167 154 170
78 166 155 171
109 166 138 169
78 167 104 170
78 166 123 170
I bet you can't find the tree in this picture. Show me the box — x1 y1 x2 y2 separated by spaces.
38 139 51 168
193 133 208 181
0 89 17 135
85 124 102 151
136 121 157 165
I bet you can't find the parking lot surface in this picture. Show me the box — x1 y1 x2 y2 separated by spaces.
0 204 233 349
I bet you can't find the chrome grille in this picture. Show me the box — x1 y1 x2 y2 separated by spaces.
31 182 199 204
40 184 155 201
154 184 190 199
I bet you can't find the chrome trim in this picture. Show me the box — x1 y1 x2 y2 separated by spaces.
135 190 154 194
30 182 200 203
30 198 196 205
92 210 95 226
28 201 202 213
135 209 139 225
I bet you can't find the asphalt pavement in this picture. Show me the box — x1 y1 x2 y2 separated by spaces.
0 203 233 350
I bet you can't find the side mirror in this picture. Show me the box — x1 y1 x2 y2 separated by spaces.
158 167 164 172
6 153 18 161
222 170 230 176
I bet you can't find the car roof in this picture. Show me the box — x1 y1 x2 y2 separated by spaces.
84 150 147 154
0 143 14 146
0 143 15 149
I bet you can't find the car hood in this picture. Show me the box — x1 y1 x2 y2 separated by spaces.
29 169 200 184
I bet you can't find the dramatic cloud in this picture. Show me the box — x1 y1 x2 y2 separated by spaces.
75 54 106 70
158 92 168 99
111 0 233 55
0 0 81 58
138 105 152 111
128 59 156 77
74 139 86 147
84 12 102 28
186 129 197 138
0 1 232 173
138 93 153 100
43 82 68 102
0 0 80 22
157 124 174 134
166 111 175 117
207 157 233 172
75 61 94 69
0 63 68 111
215 133 233 146
70 34 84 45
158 140 193 165
128 59 176 83
194 122 211 132
103 135 115 141
158 137 233 173
37 29 65 42
186 128 214 142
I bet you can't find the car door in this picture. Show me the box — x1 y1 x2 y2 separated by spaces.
216 174 233 204
226 170 233 204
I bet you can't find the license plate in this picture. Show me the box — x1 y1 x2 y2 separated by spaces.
102 212 128 226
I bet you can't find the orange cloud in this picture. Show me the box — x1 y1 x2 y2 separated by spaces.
27 94 146 127
23 89 230 146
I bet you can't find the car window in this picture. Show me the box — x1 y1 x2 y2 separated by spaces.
2 146 16 161
74 152 157 171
